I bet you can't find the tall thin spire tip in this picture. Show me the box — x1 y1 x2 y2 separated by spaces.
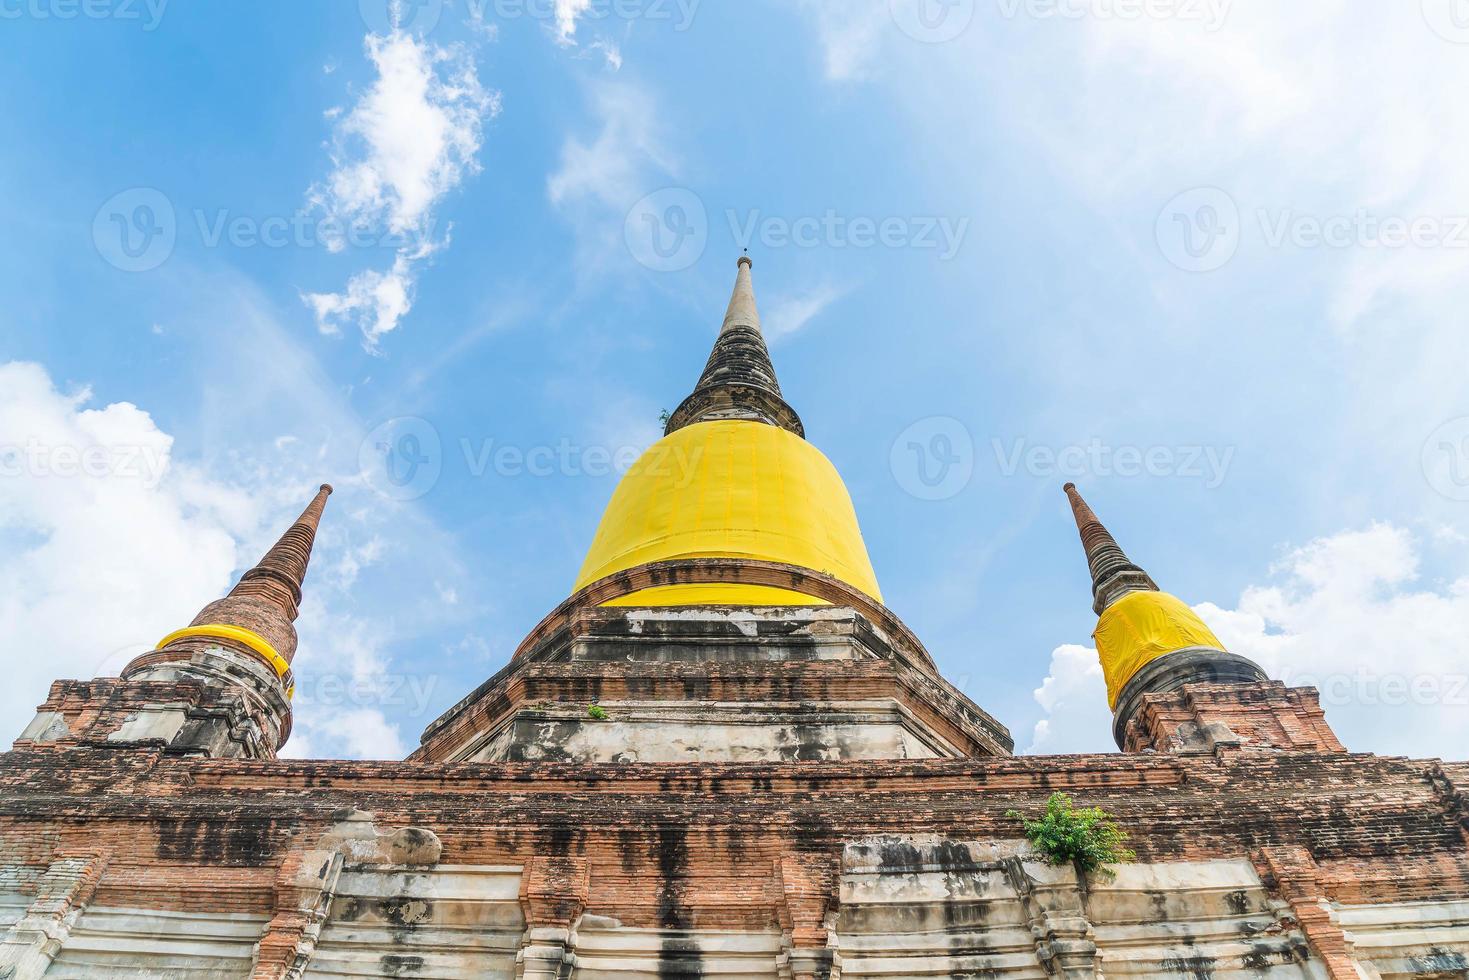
1063 483 1157 614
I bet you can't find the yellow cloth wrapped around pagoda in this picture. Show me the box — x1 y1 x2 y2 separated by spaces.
1094 590 1225 708
576 420 883 607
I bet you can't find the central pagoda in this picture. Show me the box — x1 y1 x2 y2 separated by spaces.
413 258 1013 764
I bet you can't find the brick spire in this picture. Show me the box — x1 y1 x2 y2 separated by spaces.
119 485 334 756
185 484 333 663
664 256 805 438
227 483 332 623
1063 482 1158 615
1063 483 1273 749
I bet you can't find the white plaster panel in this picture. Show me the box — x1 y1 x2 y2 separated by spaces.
302 864 524 979
44 906 267 978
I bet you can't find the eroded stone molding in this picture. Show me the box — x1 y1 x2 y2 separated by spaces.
518 856 589 979
1253 846 1363 980
252 809 443 979
0 852 107 980
776 851 837 980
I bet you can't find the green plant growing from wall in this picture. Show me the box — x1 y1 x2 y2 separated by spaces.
587 705 608 721
1007 792 1136 877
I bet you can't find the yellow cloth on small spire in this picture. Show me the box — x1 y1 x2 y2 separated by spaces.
1093 590 1225 708
575 420 882 607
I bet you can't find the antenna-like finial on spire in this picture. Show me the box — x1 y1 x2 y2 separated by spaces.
1064 483 1159 615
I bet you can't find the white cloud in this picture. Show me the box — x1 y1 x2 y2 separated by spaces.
0 362 242 738
0 271 479 762
794 0 891 81
546 81 680 273
588 38 623 71
554 0 594 43
547 81 674 211
794 2 1469 483
1026 644 1115 755
764 283 848 343
1027 524 1469 760
305 30 499 351
0 360 417 763
306 245 434 349
283 617 414 761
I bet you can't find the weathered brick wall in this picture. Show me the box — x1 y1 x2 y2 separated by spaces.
1124 682 1345 754
3 749 1467 923
1 746 1467 976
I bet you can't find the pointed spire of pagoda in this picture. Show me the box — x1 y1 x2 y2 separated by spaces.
1062 483 1271 748
720 253 762 335
227 483 333 623
166 484 332 667
1063 482 1159 615
119 484 334 754
664 256 805 438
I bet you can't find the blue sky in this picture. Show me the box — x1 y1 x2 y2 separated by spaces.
3 0 1468 760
